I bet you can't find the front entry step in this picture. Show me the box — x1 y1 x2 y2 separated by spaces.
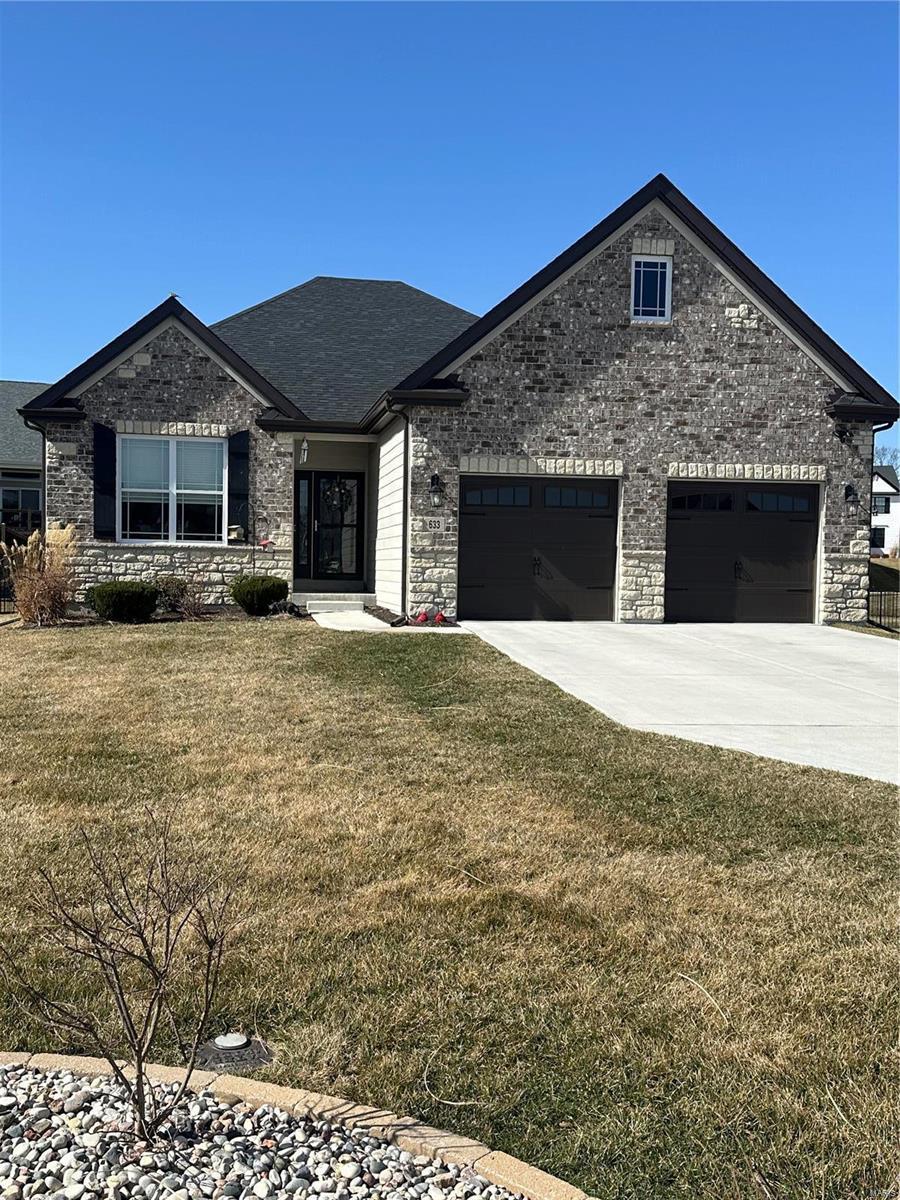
293 592 376 613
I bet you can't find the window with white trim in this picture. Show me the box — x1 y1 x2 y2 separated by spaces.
631 255 671 322
118 435 226 544
873 495 892 515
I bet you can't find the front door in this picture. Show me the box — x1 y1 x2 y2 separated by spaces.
294 470 365 582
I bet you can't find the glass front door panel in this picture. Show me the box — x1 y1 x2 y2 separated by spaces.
316 475 361 577
294 473 311 578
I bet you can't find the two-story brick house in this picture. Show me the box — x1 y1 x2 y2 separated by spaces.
17 175 897 622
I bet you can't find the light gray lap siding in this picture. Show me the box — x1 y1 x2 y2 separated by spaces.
43 324 293 600
407 210 871 622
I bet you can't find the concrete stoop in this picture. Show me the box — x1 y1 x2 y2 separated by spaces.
292 592 375 614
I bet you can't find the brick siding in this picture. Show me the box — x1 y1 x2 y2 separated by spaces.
407 209 872 622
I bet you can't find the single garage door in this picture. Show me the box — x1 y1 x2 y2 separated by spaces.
665 481 819 622
458 475 618 619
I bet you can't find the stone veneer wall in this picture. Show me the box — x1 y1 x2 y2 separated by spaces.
407 209 873 622
42 325 293 602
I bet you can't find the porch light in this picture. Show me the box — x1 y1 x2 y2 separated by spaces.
429 473 446 508
299 437 310 464
844 483 859 505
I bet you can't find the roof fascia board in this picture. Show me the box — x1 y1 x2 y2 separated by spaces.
65 315 288 415
22 297 307 421
432 195 859 395
425 207 650 385
651 202 853 393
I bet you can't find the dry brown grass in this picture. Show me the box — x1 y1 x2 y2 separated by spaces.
0 621 895 1198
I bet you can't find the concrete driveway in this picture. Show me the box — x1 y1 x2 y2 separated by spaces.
462 622 899 784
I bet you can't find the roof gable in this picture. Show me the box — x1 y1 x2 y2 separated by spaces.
211 277 477 423
21 297 307 421
398 174 897 420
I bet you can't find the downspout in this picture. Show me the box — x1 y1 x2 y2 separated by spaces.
385 398 411 618
21 415 47 535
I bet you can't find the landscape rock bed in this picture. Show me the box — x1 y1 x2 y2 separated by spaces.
0 1066 521 1200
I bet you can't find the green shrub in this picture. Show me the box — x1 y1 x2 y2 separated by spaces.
229 574 288 616
88 580 159 623
155 574 188 612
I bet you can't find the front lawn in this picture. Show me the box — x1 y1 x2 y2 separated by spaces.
0 622 894 1198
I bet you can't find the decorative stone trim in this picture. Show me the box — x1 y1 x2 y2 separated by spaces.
0 1053 588 1200
667 462 826 482
632 236 674 256
459 455 623 477
114 420 229 438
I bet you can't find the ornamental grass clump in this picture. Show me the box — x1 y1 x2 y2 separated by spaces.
0 524 77 626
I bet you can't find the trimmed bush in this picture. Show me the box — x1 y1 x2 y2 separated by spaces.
230 574 288 616
88 581 159 623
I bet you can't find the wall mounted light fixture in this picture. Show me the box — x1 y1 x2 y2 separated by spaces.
429 473 446 508
298 437 310 464
844 482 859 505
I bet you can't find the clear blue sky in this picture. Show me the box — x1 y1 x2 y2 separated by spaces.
1 1 897 448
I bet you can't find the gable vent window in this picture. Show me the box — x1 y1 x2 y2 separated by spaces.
631 255 671 323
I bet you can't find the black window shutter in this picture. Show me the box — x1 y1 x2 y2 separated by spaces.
228 430 250 541
93 422 116 540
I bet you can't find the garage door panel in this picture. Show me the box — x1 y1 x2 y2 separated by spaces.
665 483 818 623
459 475 618 621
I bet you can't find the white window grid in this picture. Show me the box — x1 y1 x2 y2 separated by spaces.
631 254 672 323
116 434 228 546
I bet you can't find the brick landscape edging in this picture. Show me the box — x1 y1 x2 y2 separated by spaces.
1 1053 588 1200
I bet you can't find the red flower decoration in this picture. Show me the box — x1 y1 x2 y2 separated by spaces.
414 611 429 624
434 612 446 625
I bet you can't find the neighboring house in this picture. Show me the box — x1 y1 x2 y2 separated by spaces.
871 465 900 556
1 380 46 545
17 175 899 623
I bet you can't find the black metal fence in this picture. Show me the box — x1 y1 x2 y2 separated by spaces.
868 590 900 632
0 558 12 615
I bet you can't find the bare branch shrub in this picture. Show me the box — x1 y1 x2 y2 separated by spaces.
155 574 208 621
0 810 238 1140
0 524 77 625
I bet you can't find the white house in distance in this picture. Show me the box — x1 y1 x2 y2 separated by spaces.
871 464 900 557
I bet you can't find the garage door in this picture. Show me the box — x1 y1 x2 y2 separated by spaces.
665 481 819 622
458 475 618 619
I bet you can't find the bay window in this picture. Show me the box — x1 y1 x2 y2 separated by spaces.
118 435 226 544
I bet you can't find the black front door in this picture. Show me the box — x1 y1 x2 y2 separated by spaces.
294 470 365 581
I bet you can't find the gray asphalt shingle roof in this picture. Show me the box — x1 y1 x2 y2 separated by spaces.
0 381 46 466
211 276 478 422
874 464 899 491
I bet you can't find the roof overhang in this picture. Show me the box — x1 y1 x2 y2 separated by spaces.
825 393 898 426
20 297 308 422
396 173 897 420
17 406 86 423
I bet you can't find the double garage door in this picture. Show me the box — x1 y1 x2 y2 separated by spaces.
457 476 819 622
